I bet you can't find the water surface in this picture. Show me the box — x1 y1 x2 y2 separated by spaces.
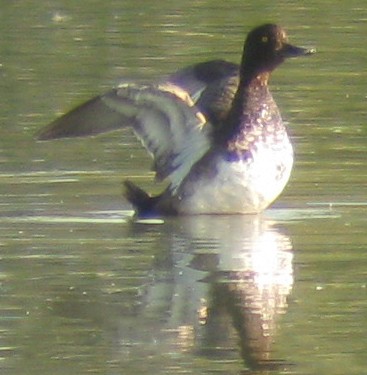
1 1 367 374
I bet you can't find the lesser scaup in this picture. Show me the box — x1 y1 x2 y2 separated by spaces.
37 24 315 216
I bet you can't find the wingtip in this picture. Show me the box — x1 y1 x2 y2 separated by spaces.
35 126 54 141
35 126 53 141
35 119 77 141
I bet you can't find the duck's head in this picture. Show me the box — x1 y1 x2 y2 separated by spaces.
241 24 315 80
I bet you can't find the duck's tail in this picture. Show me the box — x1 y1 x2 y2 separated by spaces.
123 180 157 215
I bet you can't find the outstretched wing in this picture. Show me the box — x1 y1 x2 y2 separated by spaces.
37 83 211 189
37 59 239 141
37 59 240 189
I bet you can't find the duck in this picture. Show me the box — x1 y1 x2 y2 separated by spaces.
37 24 315 216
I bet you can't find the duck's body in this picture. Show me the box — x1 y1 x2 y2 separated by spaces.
148 75 293 215
164 140 293 215
37 24 314 216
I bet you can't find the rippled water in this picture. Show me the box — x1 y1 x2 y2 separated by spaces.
1 1 367 374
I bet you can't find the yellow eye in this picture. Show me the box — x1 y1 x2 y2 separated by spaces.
261 36 268 43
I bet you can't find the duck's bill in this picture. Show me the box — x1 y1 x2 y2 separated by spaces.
281 43 316 58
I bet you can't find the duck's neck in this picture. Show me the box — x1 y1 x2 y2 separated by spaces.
216 72 278 145
235 72 271 110
235 72 272 116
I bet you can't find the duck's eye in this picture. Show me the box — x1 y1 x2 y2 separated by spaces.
261 36 268 43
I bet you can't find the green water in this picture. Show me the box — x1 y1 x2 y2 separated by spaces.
1 1 367 374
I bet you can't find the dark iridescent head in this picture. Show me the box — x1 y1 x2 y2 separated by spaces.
240 24 315 79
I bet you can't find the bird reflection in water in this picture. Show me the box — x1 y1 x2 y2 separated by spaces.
141 214 293 370
47 214 293 372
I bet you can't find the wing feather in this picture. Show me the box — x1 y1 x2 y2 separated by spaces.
37 83 211 189
37 59 240 189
